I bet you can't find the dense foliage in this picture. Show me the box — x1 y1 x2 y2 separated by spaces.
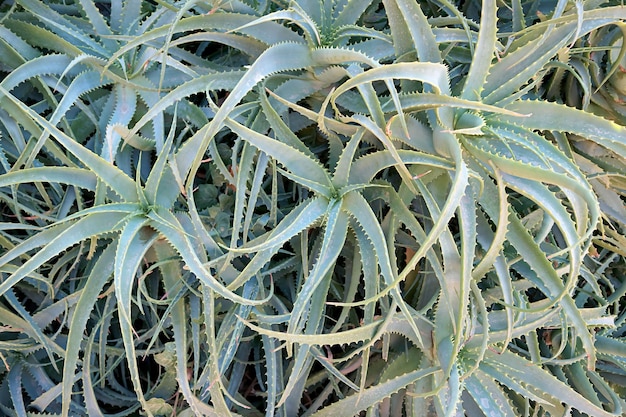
0 0 625 415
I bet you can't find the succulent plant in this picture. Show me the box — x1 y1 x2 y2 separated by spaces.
0 0 625 416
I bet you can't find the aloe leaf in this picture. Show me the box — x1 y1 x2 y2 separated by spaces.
23 70 110 168
176 42 316 187
106 13 302 70
381 184 442 310
417 183 464 376
0 86 139 202
8 361 27 416
456 190 478 330
401 147 468 279
199 287 239 417
507 213 597 368
185 190 223 260
480 349 621 417
61 243 118 417
0 211 129 298
468 304 613 349
16 0 108 58
148 207 267 304
334 0 372 28
217 282 258 376
311 366 440 417
50 70 110 126
113 215 157 414
501 100 626 156
76 0 113 38
487 121 591 191
282 245 337 410
0 25 40 63
0 54 72 92
293 0 321 26
104 85 138 163
464 370 519 417
348 113 423 192
226 118 332 194
114 123 156 151
473 167 509 279
342 191 394 290
259 89 315 158
260 333 284 416
81 331 106 417
288 201 348 333
343 190 427 351
242 311 424 351
144 113 177 207
241 151 269 241
223 197 330 292
0 97 46 147
382 93 525 117
462 134 599 240
265 88 358 136
0 302 53 346
228 9 319 46
121 0 141 36
0 167 97 191
227 196 328 255
504 175 587 280
228 141 256 250
333 61 451 97
484 22 575 105
348 149 453 185
343 62 450 160
279 345 315 412
153 240 212 416
4 18 84 57
461 0 497 100
332 128 364 188
3 290 63 369
172 31 267 60
126 71 243 138
481 246 516 350
31 291 80 331
382 0 440 63
565 361 603 408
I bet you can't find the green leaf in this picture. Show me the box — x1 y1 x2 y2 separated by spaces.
382 0 440 63
0 53 71 92
114 216 159 415
227 196 328 254
464 370 519 417
0 167 97 191
483 26 569 104
480 350 621 417
0 211 130 298
287 201 349 333
0 85 140 202
106 13 302 68
176 42 316 187
148 208 268 304
16 0 109 57
61 243 118 417
334 0 373 27
460 0 497 100
501 100 626 156
226 118 333 196
311 366 440 416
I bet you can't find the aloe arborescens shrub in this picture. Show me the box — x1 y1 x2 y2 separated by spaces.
0 0 625 415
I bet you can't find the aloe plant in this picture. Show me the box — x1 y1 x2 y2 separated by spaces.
0 0 625 416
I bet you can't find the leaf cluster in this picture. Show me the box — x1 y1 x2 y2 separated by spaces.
0 0 625 416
